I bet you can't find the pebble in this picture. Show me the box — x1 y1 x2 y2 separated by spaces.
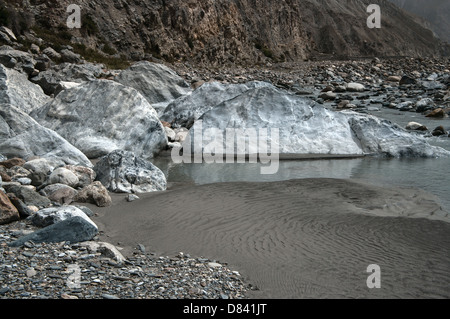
0 219 250 299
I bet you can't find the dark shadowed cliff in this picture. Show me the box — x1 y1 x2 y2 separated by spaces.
0 0 448 67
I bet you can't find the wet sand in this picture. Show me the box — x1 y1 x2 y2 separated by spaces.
91 178 450 299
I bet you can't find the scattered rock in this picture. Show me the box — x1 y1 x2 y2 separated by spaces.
39 183 78 204
75 181 112 207
0 157 25 169
431 126 448 137
2 184 51 208
7 193 32 219
8 216 98 247
399 75 416 85
319 91 336 100
0 191 20 225
386 75 401 82
126 194 140 202
406 122 428 131
425 108 445 118
48 167 79 188
94 150 167 194
30 205 97 229
346 82 365 92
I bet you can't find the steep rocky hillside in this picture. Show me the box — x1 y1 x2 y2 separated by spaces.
388 0 450 43
0 0 448 67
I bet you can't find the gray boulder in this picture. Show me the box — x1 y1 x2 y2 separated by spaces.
184 85 450 158
114 61 191 112
0 64 50 114
8 216 98 247
23 158 54 186
48 167 79 187
2 184 51 208
94 150 167 193
75 181 111 207
30 205 97 229
39 183 78 204
0 46 36 75
31 80 167 159
160 81 271 128
347 114 450 157
30 62 107 95
0 103 92 167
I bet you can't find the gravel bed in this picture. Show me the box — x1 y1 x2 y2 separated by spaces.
0 220 251 299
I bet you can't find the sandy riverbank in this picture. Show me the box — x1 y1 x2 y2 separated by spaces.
90 178 450 299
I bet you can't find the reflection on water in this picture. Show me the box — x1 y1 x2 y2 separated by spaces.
153 156 450 214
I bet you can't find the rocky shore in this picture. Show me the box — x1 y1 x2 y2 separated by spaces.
0 219 249 299
0 25 449 299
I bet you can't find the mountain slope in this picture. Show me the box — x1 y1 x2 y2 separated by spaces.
0 0 448 66
388 0 450 43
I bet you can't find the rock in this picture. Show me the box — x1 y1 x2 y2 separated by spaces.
406 122 428 131
8 216 98 247
431 126 448 137
30 62 105 95
399 75 416 85
0 103 92 166
0 157 25 169
386 75 401 82
60 49 82 63
185 85 449 158
26 268 37 278
395 101 414 111
64 165 96 187
2 184 51 208
337 100 350 109
165 126 176 142
7 193 32 218
79 241 125 263
30 205 97 229
415 98 434 113
0 27 16 41
114 61 191 107
348 115 449 157
42 47 61 60
126 194 140 202
421 81 445 90
48 167 79 188
54 81 82 96
75 181 112 207
72 205 94 217
0 65 50 114
30 80 167 159
425 108 445 118
346 83 365 92
23 158 54 186
15 177 32 185
39 183 78 204
161 81 271 128
0 47 36 75
94 150 167 194
174 129 189 143
318 91 336 100
0 191 20 225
